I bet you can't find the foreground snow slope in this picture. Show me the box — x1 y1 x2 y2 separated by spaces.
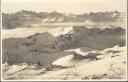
2 46 126 80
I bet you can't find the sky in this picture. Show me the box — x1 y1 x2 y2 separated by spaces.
2 0 127 14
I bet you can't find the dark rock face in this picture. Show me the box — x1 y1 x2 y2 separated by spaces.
2 26 125 65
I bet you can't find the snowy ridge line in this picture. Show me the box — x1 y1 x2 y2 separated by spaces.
2 25 125 40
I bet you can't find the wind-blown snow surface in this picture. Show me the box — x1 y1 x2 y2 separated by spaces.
2 46 126 80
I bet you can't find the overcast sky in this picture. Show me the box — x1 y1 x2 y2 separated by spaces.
2 0 126 14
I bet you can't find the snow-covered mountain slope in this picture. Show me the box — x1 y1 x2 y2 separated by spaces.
2 46 126 80
2 26 125 65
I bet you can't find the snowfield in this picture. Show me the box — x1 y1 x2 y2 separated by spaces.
2 46 126 80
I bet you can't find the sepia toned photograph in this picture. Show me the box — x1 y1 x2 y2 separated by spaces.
1 0 127 81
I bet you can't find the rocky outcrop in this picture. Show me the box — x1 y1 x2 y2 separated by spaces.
55 26 125 50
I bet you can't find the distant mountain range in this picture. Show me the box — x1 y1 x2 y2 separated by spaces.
2 10 124 29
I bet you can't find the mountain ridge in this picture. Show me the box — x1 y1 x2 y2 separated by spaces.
2 10 124 29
